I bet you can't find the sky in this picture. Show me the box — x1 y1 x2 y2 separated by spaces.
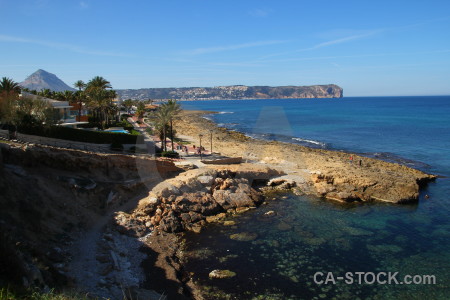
1 0 450 96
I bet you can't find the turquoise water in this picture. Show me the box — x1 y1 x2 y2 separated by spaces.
180 97 450 299
104 129 129 134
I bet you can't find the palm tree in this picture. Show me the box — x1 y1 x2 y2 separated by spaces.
153 106 170 152
38 89 54 99
165 99 181 151
63 90 74 101
74 80 86 121
54 90 74 101
87 89 110 128
84 76 115 128
74 80 86 91
136 101 146 119
122 99 133 114
86 76 111 91
0 77 21 96
0 78 21 132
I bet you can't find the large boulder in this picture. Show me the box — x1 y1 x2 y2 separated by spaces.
133 167 267 233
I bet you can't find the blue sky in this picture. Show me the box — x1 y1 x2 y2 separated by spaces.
1 0 450 96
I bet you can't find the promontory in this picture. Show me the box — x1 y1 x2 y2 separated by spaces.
116 84 343 100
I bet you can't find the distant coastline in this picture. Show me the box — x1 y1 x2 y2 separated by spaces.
116 84 343 101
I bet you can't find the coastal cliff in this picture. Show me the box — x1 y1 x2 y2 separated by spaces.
0 143 181 299
116 84 343 100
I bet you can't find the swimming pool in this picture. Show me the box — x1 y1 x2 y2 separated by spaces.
104 129 130 134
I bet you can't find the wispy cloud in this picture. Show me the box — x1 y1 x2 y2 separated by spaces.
259 49 450 63
305 31 380 51
0 34 131 57
182 40 289 55
79 1 88 9
249 8 270 17
260 31 380 60
209 62 263 67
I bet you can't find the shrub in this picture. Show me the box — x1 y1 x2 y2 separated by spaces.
128 146 137 153
161 151 179 158
18 125 142 144
76 123 100 129
121 114 131 120
110 141 124 151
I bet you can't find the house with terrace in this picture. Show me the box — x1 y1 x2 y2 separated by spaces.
20 92 88 126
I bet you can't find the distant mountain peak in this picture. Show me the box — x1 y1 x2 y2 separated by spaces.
20 69 75 92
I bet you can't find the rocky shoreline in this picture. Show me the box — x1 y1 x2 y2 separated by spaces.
0 110 438 299
175 110 436 204
113 109 438 298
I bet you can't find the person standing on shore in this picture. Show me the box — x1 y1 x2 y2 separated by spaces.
350 155 353 164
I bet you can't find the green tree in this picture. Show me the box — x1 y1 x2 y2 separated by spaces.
153 106 170 151
38 88 54 99
136 101 146 119
0 77 21 136
122 99 133 114
150 100 181 152
84 76 115 128
74 80 86 121
86 76 112 91
165 99 181 151
15 96 56 128
0 77 21 96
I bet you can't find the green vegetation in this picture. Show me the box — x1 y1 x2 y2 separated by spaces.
1 75 143 145
0 77 21 95
145 127 154 135
174 137 190 145
25 76 119 130
122 99 133 114
1 77 57 138
78 118 135 132
129 129 140 135
110 140 124 151
83 76 118 129
149 100 181 152
0 287 91 300
19 126 141 144
161 151 179 158
73 80 86 121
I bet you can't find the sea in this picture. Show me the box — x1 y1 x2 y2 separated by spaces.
179 96 450 299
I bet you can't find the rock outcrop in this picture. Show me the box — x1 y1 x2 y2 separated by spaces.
120 168 265 235
176 111 436 204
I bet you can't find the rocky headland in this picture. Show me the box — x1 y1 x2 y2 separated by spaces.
175 110 436 204
116 84 343 101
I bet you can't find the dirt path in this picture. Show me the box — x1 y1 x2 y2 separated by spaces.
69 189 162 299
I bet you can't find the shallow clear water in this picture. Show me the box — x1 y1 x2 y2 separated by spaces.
180 97 450 299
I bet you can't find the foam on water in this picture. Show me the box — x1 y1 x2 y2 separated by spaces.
292 137 328 148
